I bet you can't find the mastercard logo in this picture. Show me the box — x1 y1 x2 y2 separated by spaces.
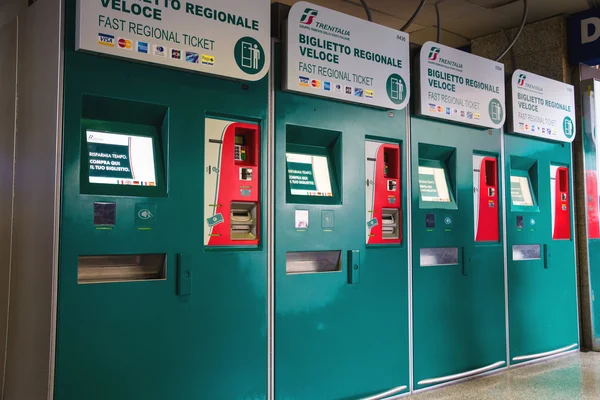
118 38 133 50
311 79 321 89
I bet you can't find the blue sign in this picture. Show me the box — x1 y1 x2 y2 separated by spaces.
568 8 600 65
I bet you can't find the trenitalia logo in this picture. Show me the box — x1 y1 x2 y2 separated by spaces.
300 8 318 25
518 74 526 86
428 47 440 61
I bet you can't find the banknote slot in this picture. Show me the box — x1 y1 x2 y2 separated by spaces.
230 202 257 240
381 208 399 239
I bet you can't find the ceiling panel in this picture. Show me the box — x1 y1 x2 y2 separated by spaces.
277 0 426 32
493 0 589 21
408 26 471 47
273 0 594 46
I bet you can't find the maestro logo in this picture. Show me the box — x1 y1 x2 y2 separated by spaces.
300 8 318 25
518 74 527 86
428 47 441 61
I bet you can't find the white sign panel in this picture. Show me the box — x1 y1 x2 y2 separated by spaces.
286 2 410 110
509 70 576 142
416 42 506 129
76 0 270 81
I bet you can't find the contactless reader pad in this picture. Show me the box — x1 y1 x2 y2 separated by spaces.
426 214 435 229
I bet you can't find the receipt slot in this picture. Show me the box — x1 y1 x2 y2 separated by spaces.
504 136 578 365
366 141 401 244
204 119 260 246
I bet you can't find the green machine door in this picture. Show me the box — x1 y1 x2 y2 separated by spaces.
274 47 410 400
504 134 579 364
411 118 507 389
54 2 268 399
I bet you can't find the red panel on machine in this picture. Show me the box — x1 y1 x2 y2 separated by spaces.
475 157 499 242
368 144 401 245
553 167 571 240
586 170 600 239
208 122 260 246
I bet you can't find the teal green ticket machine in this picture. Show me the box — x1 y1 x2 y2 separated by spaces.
275 2 411 399
55 1 271 399
505 70 579 363
412 42 507 389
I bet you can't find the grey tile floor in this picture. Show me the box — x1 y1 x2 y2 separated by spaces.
411 352 600 399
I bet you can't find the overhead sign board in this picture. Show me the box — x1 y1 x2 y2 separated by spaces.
285 1 411 110
567 8 600 65
416 42 506 129
76 0 270 81
509 70 576 142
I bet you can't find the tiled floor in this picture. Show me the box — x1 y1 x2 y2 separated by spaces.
411 352 600 399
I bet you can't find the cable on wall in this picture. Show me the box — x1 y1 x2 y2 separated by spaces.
495 0 528 62
435 1 442 43
359 0 373 21
401 0 426 31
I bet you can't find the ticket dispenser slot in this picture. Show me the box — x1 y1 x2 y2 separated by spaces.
204 118 260 247
365 141 401 244
552 165 571 240
474 155 499 242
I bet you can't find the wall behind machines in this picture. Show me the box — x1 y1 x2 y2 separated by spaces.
472 16 572 83
0 19 18 396
1 0 63 398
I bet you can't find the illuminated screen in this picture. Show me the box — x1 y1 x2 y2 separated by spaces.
419 166 451 202
286 153 333 197
510 175 534 206
86 130 156 186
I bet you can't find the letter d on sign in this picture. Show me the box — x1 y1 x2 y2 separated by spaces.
582 17 600 44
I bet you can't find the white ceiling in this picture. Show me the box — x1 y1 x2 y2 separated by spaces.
274 0 594 47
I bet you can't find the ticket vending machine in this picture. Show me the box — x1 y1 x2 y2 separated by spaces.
505 70 579 364
54 1 269 399
411 43 507 390
273 3 410 399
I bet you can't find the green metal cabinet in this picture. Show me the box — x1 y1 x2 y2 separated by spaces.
273 45 410 400
411 117 507 389
54 1 268 399
504 134 579 363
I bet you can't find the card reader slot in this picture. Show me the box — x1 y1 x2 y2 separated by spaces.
231 209 253 222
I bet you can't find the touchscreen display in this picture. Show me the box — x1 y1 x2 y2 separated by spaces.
419 166 451 202
86 131 156 186
286 153 333 197
510 175 534 206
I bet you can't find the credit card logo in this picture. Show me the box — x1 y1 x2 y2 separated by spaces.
335 84 342 92
311 79 321 88
299 76 310 87
324 81 331 91
171 49 181 59
201 54 215 66
137 41 148 53
186 51 199 63
354 88 364 97
365 90 374 98
345 86 352 95
117 38 133 50
98 33 115 47
154 45 166 57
